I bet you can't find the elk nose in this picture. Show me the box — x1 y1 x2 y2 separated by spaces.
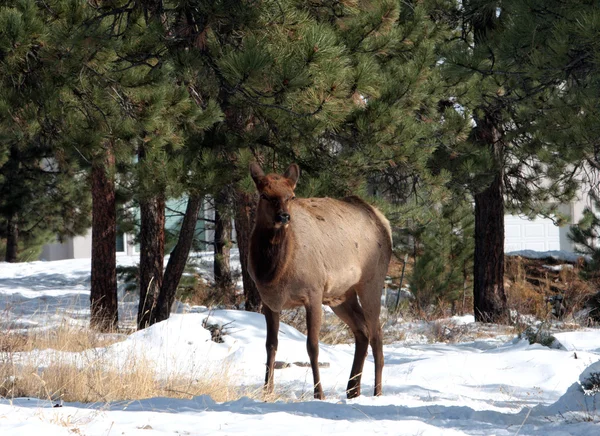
276 212 290 224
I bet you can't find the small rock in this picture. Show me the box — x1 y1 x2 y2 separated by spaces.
293 361 330 368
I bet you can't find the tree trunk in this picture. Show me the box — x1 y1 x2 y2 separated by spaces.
234 190 262 312
152 194 203 324
214 190 234 299
473 118 508 323
137 194 166 329
90 151 119 332
5 213 18 263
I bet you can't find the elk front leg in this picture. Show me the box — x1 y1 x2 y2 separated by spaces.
305 303 324 400
263 306 279 397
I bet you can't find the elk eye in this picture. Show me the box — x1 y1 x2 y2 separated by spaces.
291 195 296 200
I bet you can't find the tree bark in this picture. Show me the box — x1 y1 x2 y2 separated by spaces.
5 213 18 263
214 190 234 298
472 118 508 323
234 190 262 312
90 150 119 332
152 194 203 324
137 194 166 329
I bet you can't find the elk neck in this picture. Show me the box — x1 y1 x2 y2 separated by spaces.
250 221 294 285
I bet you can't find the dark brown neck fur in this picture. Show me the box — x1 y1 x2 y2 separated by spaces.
250 224 293 285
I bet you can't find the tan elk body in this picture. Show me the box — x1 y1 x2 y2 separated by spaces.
248 163 392 399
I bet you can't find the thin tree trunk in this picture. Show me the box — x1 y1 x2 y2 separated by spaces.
473 118 508 323
234 190 262 312
152 194 203 324
5 213 18 263
214 190 234 299
90 150 118 332
137 194 166 330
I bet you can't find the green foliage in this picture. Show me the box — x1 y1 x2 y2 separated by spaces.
0 0 229 260
0 0 92 257
337 0 453 204
510 0 600 195
409 196 474 311
436 0 583 209
116 265 139 294
0 232 49 262
569 195 600 280
3 0 598 294
166 0 451 210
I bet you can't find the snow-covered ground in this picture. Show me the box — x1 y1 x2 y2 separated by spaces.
1 255 599 435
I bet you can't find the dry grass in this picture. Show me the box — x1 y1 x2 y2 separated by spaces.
0 354 242 403
505 257 551 318
0 322 252 404
0 324 123 353
179 275 242 308
505 256 597 320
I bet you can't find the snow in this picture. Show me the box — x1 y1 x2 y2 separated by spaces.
506 249 586 264
1 255 600 435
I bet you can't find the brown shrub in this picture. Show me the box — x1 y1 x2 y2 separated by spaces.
505 256 597 320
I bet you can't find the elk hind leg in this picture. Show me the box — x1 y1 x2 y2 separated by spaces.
358 282 384 396
330 291 369 399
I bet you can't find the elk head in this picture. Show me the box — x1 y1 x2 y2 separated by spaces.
250 162 299 230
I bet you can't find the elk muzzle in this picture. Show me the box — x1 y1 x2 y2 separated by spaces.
275 212 290 225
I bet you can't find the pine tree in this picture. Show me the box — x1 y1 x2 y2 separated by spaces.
167 1 454 315
45 1 133 331
306 2 471 315
131 1 225 328
503 0 600 281
42 0 215 330
0 0 91 262
410 195 474 314
500 0 600 197
440 1 510 323
438 0 583 322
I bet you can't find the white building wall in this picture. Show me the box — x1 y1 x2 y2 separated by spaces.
505 178 599 254
72 230 93 259
504 214 561 252
40 230 135 261
39 239 73 261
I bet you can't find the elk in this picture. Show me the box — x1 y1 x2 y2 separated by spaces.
248 162 392 400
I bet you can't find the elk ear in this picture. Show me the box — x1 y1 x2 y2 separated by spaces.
284 163 300 189
249 162 265 187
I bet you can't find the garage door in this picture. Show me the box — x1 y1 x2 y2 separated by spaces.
504 214 561 252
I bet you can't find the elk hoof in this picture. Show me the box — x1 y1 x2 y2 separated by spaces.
346 388 360 399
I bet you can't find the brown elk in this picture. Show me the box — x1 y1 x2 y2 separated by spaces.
248 162 392 400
